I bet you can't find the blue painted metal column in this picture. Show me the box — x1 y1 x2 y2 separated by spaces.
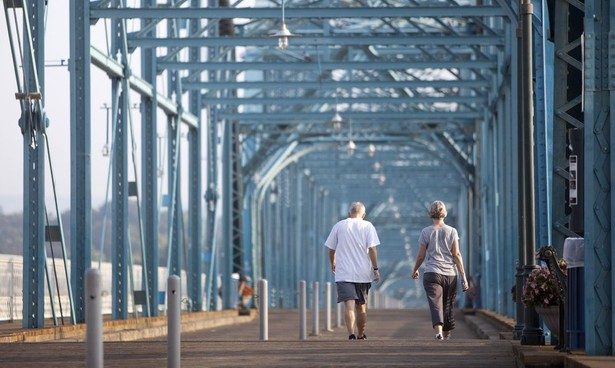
187 123 202 311
140 0 159 317
110 2 130 319
583 0 613 355
166 113 182 278
532 0 552 250
221 119 234 309
502 16 519 317
187 0 203 312
20 0 46 329
294 166 304 290
69 0 92 324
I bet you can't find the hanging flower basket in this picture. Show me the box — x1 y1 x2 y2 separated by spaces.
521 264 564 308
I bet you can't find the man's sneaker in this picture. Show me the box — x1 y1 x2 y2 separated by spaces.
349 334 357 340
435 333 443 340
358 334 367 340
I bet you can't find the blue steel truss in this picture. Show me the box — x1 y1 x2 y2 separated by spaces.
1 0 612 357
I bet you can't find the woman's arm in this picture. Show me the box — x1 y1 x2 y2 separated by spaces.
451 239 469 290
412 243 427 279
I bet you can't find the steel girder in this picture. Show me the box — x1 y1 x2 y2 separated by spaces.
584 0 613 356
8 0 48 329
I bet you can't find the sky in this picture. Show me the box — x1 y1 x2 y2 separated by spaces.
0 3 198 215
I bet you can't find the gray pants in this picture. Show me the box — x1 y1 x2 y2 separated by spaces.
423 272 458 331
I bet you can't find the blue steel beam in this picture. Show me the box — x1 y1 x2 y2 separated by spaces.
158 60 497 71
109 89 130 318
130 35 505 48
90 46 198 128
583 0 613 355
89 6 508 20
187 0 203 312
70 0 92 324
139 0 158 317
18 0 46 329
204 96 486 105
184 79 489 90
110 7 131 319
223 111 482 122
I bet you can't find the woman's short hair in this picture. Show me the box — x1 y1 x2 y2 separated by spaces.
428 200 447 219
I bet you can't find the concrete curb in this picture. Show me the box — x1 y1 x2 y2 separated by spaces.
0 309 256 343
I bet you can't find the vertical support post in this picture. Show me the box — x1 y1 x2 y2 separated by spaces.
299 280 307 340
312 281 319 336
222 120 234 309
325 282 332 332
187 0 203 313
167 275 181 368
166 114 183 279
188 124 202 312
140 0 159 318
584 0 613 355
70 0 91 324
514 18 526 341
20 0 46 330
110 6 130 320
259 279 268 341
520 0 544 345
86 269 103 368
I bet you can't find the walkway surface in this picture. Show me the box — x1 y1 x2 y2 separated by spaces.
0 308 613 367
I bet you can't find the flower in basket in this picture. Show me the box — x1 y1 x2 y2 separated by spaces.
521 264 562 307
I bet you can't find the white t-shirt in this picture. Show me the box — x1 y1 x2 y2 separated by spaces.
324 218 380 282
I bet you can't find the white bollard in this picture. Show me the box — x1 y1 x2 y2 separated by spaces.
299 280 307 340
336 301 342 328
167 275 181 368
325 282 332 331
86 269 103 368
311 281 319 336
259 279 268 341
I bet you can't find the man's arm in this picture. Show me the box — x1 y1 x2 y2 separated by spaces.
328 249 336 273
368 247 380 282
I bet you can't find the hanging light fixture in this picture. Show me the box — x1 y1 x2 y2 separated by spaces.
367 143 376 157
330 111 343 130
347 140 356 156
270 0 295 49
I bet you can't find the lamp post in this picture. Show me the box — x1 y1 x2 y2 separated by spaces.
519 0 544 345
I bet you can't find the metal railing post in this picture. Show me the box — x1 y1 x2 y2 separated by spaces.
299 280 307 340
86 269 103 368
167 275 181 368
311 281 319 336
259 279 269 340
325 282 332 332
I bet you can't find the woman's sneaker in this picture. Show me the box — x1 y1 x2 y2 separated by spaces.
349 334 357 340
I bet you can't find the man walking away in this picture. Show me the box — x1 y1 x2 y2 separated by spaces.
325 202 380 340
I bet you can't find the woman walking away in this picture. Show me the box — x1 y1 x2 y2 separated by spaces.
412 200 469 340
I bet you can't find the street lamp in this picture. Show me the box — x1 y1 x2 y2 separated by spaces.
270 0 296 49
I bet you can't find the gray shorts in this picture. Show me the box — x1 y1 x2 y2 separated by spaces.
336 282 371 305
